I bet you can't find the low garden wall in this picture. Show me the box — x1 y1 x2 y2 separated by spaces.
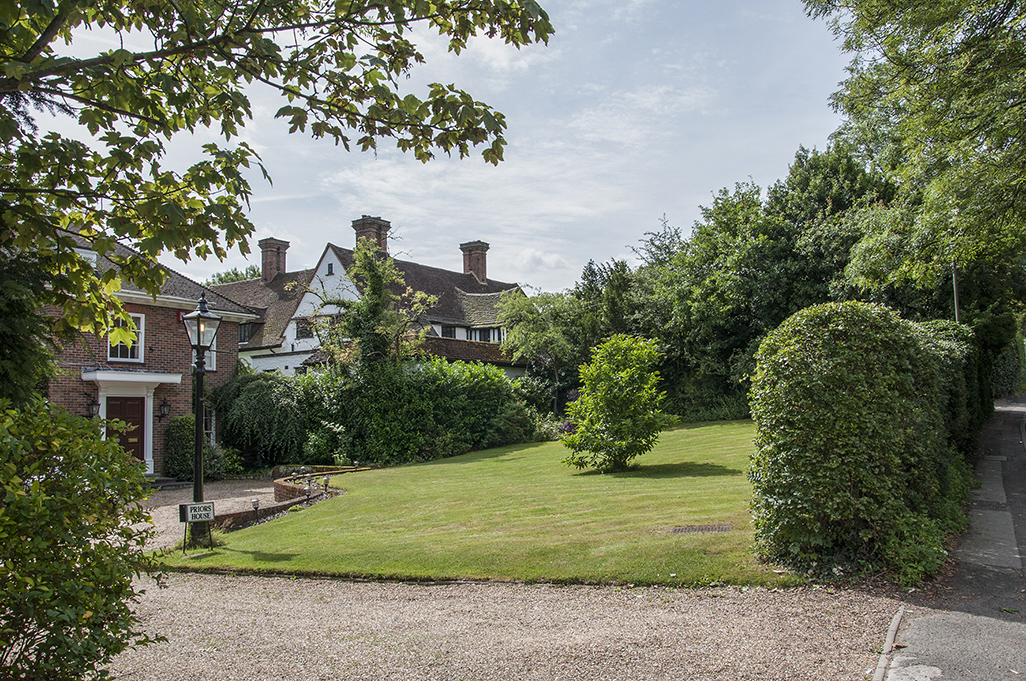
211 466 359 530
213 494 320 530
272 466 359 503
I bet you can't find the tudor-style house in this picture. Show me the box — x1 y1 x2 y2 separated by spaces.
211 215 526 377
46 244 257 477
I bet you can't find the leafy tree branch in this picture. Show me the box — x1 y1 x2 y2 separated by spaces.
1 0 552 337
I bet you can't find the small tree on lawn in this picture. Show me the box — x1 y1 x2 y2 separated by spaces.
560 335 668 472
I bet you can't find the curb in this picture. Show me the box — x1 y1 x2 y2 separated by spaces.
873 605 905 681
1019 409 1026 454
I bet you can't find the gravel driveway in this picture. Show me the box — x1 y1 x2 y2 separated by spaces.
139 479 278 552
107 480 907 680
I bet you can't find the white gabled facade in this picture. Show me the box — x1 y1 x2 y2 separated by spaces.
217 216 524 377
270 246 361 373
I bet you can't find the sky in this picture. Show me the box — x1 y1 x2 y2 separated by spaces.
154 1 850 292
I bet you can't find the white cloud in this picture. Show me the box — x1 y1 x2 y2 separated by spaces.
567 84 717 146
562 0 654 25
152 0 849 295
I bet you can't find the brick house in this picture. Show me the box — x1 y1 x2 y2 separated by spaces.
211 215 527 377
46 244 257 476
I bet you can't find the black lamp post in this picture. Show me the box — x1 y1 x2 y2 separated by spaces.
182 293 221 541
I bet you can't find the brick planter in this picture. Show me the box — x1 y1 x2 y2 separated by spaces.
213 494 321 530
273 467 358 503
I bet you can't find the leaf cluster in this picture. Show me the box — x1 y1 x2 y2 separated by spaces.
633 146 895 415
312 236 437 365
0 397 161 677
806 0 1026 280
329 356 530 464
498 288 603 410
208 371 307 468
161 413 228 482
211 355 532 468
560 335 670 472
203 263 261 285
1 0 552 335
0 249 60 406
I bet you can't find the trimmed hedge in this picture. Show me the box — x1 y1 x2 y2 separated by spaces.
749 302 976 583
211 357 532 468
334 357 530 465
163 414 226 482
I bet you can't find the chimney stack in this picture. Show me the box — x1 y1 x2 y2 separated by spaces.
258 237 289 282
460 240 489 283
352 215 391 254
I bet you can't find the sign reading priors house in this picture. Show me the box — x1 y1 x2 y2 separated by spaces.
179 502 215 523
179 502 216 553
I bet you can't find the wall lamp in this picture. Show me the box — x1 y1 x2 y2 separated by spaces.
82 392 101 418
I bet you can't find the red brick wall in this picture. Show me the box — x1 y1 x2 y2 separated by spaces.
47 302 239 476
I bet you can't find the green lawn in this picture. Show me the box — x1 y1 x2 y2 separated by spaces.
161 420 799 587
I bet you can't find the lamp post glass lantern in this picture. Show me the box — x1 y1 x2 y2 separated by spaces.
182 293 221 545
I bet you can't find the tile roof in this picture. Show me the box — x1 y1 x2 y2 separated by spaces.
209 268 315 350
420 337 525 366
326 244 519 327
457 290 508 327
93 241 254 316
301 337 525 368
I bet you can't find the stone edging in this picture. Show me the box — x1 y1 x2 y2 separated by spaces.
213 493 323 530
207 466 361 530
272 467 359 503
272 465 369 502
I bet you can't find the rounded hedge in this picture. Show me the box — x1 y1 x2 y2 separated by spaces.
749 301 972 582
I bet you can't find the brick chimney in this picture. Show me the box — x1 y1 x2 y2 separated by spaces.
352 215 390 254
258 237 289 282
460 240 489 283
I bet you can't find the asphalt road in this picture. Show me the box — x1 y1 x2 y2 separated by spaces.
885 401 1026 681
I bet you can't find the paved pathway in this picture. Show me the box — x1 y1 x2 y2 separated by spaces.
885 401 1026 680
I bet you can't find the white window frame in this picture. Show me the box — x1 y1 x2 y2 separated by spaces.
192 336 217 372
74 248 98 268
109 314 145 363
203 409 216 444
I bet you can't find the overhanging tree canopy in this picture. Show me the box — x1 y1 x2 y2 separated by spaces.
0 0 552 342
806 0 1026 282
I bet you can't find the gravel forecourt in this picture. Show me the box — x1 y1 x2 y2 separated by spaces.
108 481 909 680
